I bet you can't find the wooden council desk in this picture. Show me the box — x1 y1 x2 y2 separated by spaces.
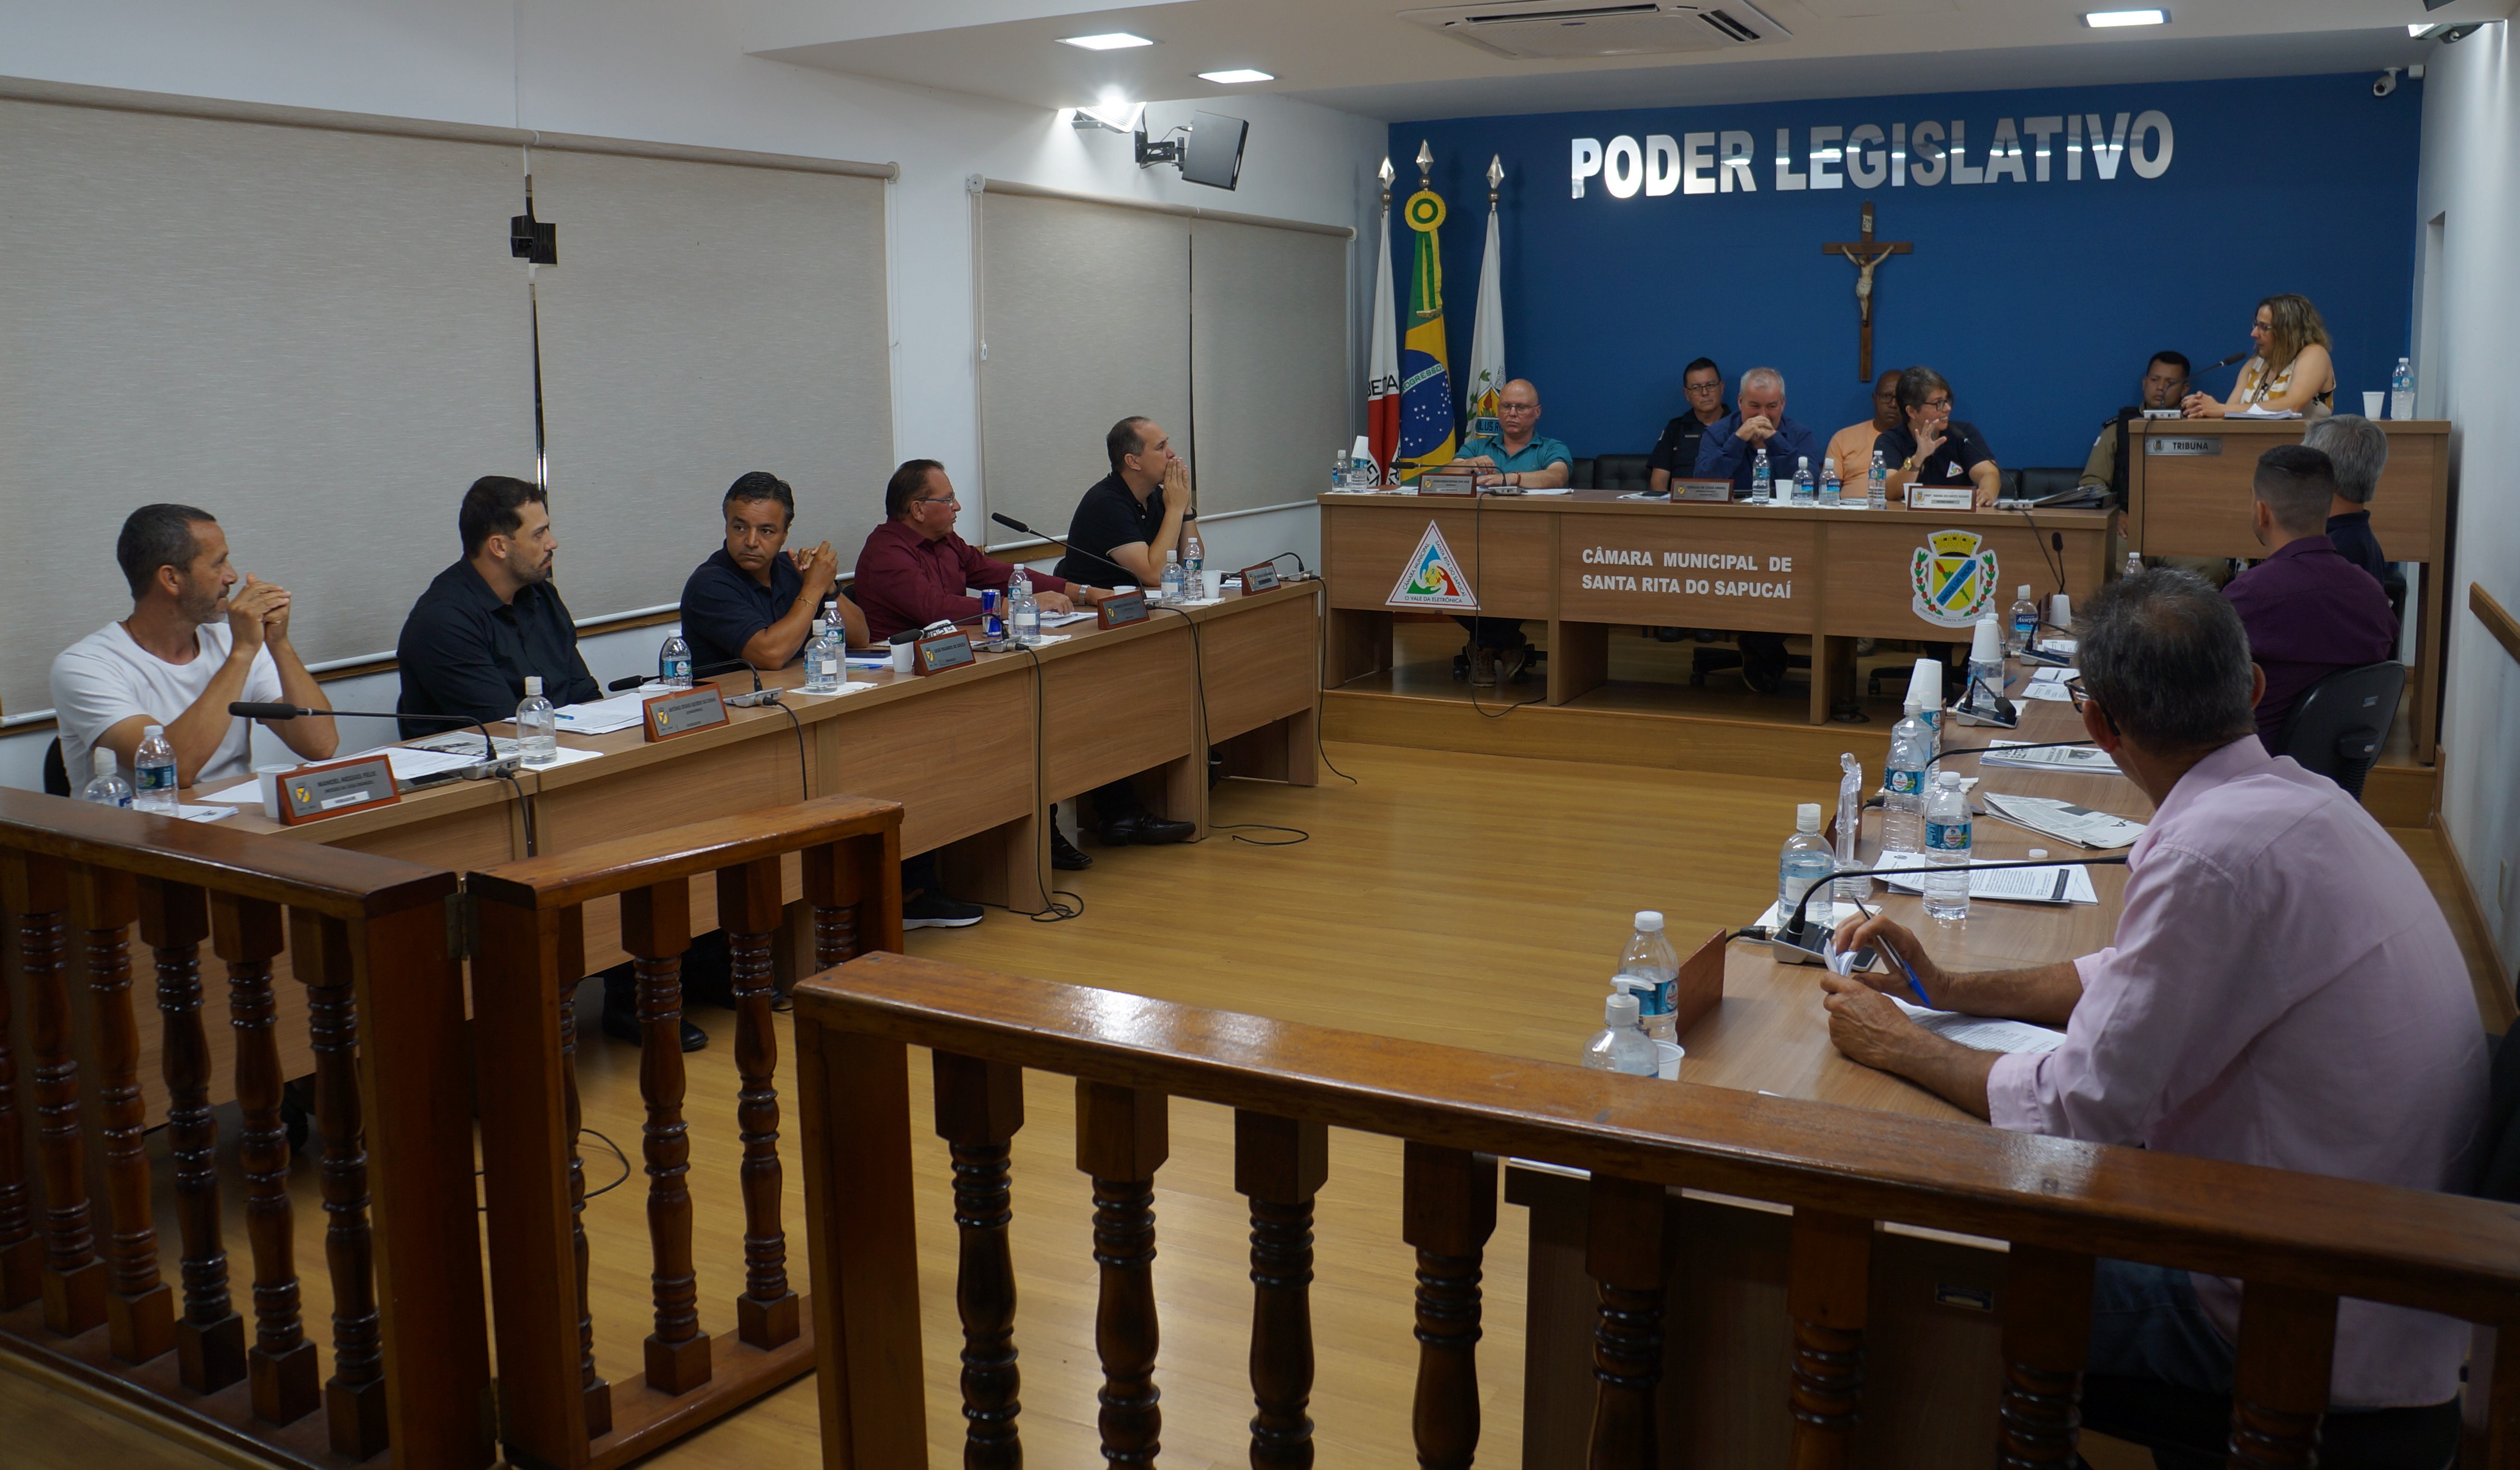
1318 490 2110 722
2127 416 2451 759
1512 691 2150 1468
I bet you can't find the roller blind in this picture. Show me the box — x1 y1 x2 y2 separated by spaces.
528 149 892 617
0 96 533 717
978 191 1192 541
1189 218 1350 516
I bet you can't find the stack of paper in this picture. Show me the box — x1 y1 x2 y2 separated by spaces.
1871 851 2100 905
1978 740 2120 775
2018 666 2080 702
1041 610 1097 628
553 693 653 735
1979 792 2145 849
1889 997 2066 1054
787 681 880 700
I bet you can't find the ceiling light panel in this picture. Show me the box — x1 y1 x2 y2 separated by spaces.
1058 32 1154 50
2082 9 2167 26
1198 68 1275 83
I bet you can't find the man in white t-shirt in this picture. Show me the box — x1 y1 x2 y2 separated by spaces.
50 504 338 792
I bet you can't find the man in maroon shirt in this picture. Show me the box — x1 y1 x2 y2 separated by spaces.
854 460 1098 641
2222 444 2398 754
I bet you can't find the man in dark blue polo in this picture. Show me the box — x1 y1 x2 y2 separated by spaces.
678 471 865 672
1693 366 1823 497
396 475 600 737
2223 445 2399 753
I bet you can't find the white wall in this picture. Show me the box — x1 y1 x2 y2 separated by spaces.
0 0 1378 786
2415 21 2520 991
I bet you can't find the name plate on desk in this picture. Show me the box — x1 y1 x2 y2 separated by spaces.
1096 591 1148 628
913 631 976 674
1238 562 1280 594
1672 478 1732 502
2144 435 2223 457
1908 483 1975 511
642 685 730 741
278 755 400 825
1416 468 1477 497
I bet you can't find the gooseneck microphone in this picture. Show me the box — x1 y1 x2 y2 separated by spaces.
228 704 511 777
607 659 781 706
991 512 1144 589
1773 852 2131 966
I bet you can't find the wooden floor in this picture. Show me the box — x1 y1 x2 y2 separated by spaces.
3 737 2505 1467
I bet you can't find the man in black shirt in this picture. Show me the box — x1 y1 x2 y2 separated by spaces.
396 476 599 738
1645 357 1729 497
1053 417 1197 847
678 471 864 671
1876 365 1999 507
2304 414 2408 622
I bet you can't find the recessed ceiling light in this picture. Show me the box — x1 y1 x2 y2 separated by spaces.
1059 32 1154 50
1198 68 1274 84
2082 9 2167 26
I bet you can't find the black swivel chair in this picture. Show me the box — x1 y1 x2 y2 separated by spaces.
1568 457 1596 489
2274 661 2406 801
1591 453 1653 491
2017 465 2088 502
44 738 72 797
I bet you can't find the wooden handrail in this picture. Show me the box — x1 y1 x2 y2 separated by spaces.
799 953 2520 1322
468 793 901 911
2475 582 2520 669
0 789 451 919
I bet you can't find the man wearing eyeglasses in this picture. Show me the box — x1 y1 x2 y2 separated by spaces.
678 470 867 672
1645 357 1731 497
854 459 1096 643
1449 379 1570 687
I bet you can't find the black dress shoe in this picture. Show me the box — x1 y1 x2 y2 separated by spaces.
1124 814 1194 845
1051 817 1093 870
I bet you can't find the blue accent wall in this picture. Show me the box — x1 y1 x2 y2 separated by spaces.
1391 73 2419 470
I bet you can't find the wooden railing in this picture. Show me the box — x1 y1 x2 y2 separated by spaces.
0 789 488 1468
466 793 902 1470
791 953 2520 1468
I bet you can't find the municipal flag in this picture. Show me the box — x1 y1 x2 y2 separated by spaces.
1463 200 1505 440
1397 186 1455 480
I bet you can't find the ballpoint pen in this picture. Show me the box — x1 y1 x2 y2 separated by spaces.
1845 892 1935 1008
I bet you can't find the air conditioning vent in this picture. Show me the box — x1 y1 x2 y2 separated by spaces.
1398 0 1790 60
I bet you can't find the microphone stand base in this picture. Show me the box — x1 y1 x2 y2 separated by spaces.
1771 921 1839 967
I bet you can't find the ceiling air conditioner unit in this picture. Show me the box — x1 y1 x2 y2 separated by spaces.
1397 1 1790 61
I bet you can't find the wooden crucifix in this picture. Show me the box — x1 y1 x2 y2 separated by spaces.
1822 201 1911 380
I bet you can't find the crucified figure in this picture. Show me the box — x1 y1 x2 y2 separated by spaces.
1821 202 1912 380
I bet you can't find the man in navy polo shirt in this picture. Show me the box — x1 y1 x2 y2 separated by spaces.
2223 444 2398 755
678 471 866 673
1693 367 1824 692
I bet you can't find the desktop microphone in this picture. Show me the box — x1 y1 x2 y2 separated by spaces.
989 512 1148 589
228 703 514 778
606 659 783 705
1772 852 2131 967
2192 349 2250 376
1953 675 2018 729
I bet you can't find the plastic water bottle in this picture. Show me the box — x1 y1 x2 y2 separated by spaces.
2006 585 2039 656
1820 457 1842 505
1160 549 1185 602
81 748 134 807
1834 753 1869 899
803 620 842 692
1183 527 1204 591
2390 357 2414 421
1751 447 1772 501
1867 448 1888 509
1923 771 1973 920
2124 551 2144 579
132 724 179 814
1778 801 1835 928
1333 448 1350 491
516 675 558 766
1010 570 1041 645
1884 702 1933 855
1615 912 1681 1045
1581 991 1659 1076
1791 455 1815 504
658 630 693 689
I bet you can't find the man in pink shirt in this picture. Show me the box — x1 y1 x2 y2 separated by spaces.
1820 571 2484 1445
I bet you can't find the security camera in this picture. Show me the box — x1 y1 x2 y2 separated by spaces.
2373 67 2401 97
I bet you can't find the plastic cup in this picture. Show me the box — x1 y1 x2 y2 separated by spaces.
891 641 915 673
2362 390 2384 418
255 764 297 820
1655 1041 1685 1082
1203 570 1225 598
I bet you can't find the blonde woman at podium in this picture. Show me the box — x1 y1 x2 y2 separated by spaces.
2183 293 2335 419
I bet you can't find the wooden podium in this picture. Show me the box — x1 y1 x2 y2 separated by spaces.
2126 417 2450 760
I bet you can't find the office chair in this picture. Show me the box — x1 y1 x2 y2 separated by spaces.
2274 661 2405 800
44 737 71 796
1591 453 1652 491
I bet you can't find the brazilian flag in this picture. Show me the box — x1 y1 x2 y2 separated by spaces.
1396 187 1455 481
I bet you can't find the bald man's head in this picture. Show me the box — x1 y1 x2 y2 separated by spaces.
1497 379 1541 437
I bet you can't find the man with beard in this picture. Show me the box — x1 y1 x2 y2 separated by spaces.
397 475 601 737
52 502 338 790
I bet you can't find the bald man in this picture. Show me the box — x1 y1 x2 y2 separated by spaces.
1448 378 1570 687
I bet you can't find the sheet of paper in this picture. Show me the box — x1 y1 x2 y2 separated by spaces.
553 692 654 735
1617 491 1669 501
2017 680 2074 702
1890 997 2068 1054
202 778 261 804
1979 792 2147 849
1041 610 1097 628
2233 406 2302 419
409 731 519 757
1871 852 2100 905
1517 486 1573 496
177 803 240 823
1978 740 2120 775
2033 637 2078 658
519 746 604 770
785 681 879 700
345 744 480 780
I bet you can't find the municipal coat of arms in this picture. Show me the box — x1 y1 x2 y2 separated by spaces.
1910 528 1999 628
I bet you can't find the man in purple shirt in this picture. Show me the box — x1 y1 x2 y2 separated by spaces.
2222 444 2398 752
1818 571 2484 1434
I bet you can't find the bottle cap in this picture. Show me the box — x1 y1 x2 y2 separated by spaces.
811 619 826 634
1823 457 1837 473
94 749 117 774
1633 910 1664 932
1796 802 1822 831
144 724 163 738
2017 584 2031 599
1605 992 1641 1025
2027 849 2049 859
1937 770 1963 788
1797 456 1809 469
525 675 543 696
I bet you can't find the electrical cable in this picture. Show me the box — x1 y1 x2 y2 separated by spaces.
498 770 537 858
1007 638 1083 923
1467 487 1544 718
1307 580 1357 785
771 698 810 801
1208 822 1308 846
478 1125 630 1211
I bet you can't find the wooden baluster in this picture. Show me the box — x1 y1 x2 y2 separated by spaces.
136 877 243 1390
1236 1111 1329 1469
2224 1283 2335 1468
213 891 319 1424
1786 1211 1871 1469
557 908 612 1439
720 857 799 1350
1 850 104 1335
1995 1246 2093 1467
804 837 867 969
1585 1173 1666 1470
290 911 387 1459
1078 1081 1167 1467
67 863 173 1364
1401 1142 1497 1470
935 1051 1025 1467
623 878 712 1394
0 855 36 1312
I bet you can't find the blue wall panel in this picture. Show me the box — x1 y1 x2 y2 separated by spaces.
1389 73 2419 470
